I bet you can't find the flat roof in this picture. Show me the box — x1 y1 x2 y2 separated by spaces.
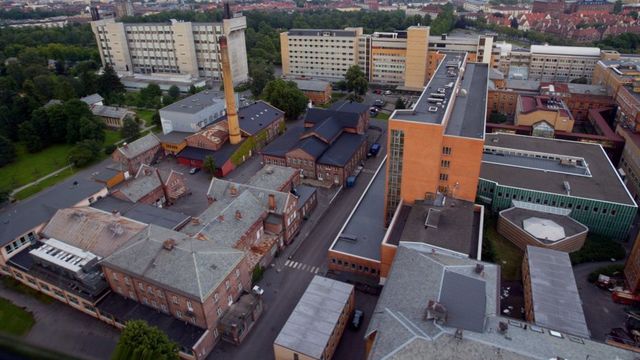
500 207 588 244
530 45 600 57
389 198 480 258
274 276 354 359
525 246 590 338
287 28 357 37
291 79 330 92
445 62 488 139
480 133 636 206
331 159 387 261
247 165 297 191
160 91 224 115
391 52 466 124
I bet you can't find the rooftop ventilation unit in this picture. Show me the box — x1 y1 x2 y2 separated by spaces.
425 300 448 324
428 106 438 112
425 208 441 229
563 181 571 195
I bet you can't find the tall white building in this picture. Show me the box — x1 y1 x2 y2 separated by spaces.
528 45 601 82
90 16 249 84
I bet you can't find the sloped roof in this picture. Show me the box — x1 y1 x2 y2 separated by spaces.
205 178 292 217
114 165 163 203
80 93 104 106
301 117 344 144
117 133 161 159
41 207 146 258
293 137 329 159
102 225 245 302
247 165 298 191
304 108 360 129
317 133 366 167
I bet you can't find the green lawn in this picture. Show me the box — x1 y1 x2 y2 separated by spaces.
13 167 78 201
0 298 35 337
484 216 524 281
375 112 390 120
104 130 123 146
0 143 74 192
135 109 156 127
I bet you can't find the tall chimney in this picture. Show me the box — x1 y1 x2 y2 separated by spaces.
219 36 241 145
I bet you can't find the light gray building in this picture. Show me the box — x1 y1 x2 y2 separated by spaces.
159 91 233 134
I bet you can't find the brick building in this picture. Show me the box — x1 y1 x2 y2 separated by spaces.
515 95 575 136
625 232 640 293
291 79 332 105
261 101 369 187
532 0 565 14
111 133 163 175
102 225 260 358
111 164 188 206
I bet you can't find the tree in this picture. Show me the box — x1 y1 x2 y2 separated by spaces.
188 85 197 95
261 79 308 121
167 85 180 100
202 155 217 176
395 98 406 110
345 65 368 96
570 77 588 84
613 0 622 14
120 117 141 142
152 110 161 128
630 11 638 20
489 112 508 123
98 64 125 103
19 121 43 153
68 140 101 167
249 60 275 97
0 135 16 167
510 17 519 29
111 320 178 360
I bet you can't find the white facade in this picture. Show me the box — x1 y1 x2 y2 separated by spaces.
528 45 601 82
91 16 249 84
159 91 239 134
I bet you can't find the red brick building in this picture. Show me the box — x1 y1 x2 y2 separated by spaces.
112 133 163 175
532 0 565 14
111 164 189 206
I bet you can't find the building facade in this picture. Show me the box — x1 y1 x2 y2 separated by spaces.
528 45 601 82
91 17 249 84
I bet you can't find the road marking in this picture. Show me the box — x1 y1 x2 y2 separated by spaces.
313 267 319 274
285 260 291 267
285 261 320 274
302 264 308 271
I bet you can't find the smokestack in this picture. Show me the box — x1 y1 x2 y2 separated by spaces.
223 0 233 20
268 194 276 211
219 36 241 145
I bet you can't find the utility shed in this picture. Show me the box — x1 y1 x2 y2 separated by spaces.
273 276 354 360
522 245 590 338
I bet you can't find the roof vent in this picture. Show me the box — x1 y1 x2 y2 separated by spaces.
425 300 447 324
265 166 274 174
475 263 484 274
235 210 242 219
163 239 176 251
498 321 509 334
230 186 238 196
563 181 571 195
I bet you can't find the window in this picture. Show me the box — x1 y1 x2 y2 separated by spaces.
225 280 230 290
68 296 79 305
237 283 243 292
176 311 182 319
235 269 240 278
172 296 179 304
442 146 452 155
441 160 450 168
40 283 50 291
124 277 130 285
112 272 119 281
214 293 219 303
439 173 448 181
216 307 222 316
187 301 193 311
228 295 233 304
138 282 144 291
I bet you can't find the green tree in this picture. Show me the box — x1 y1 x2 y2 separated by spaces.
120 117 141 142
395 98 405 110
202 155 217 176
68 139 101 167
570 77 588 84
168 85 180 100
630 11 638 20
18 121 43 153
188 85 197 95
261 79 308 121
111 320 179 360
345 65 368 95
152 110 161 128
249 60 275 97
613 0 622 14
0 135 16 167
98 64 125 103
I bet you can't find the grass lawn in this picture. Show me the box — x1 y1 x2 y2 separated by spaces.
484 216 524 281
104 130 123 146
135 109 156 127
0 298 35 337
13 167 78 201
1 278 53 305
0 143 74 192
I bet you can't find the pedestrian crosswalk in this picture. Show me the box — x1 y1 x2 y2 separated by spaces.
284 260 321 274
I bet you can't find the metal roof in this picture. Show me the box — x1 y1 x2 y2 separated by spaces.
161 91 225 115
530 45 600 57
274 276 354 359
291 79 330 92
525 246 590 338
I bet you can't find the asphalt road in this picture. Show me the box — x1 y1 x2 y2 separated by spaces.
210 120 387 360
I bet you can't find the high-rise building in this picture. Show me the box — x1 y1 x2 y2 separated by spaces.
90 16 249 84
528 45 601 82
384 52 489 221
114 0 134 19
280 26 430 90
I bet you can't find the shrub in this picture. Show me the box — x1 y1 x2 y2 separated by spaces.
588 264 624 283
571 235 626 265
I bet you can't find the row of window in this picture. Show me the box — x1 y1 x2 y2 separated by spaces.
488 188 619 216
4 232 35 255
330 258 378 274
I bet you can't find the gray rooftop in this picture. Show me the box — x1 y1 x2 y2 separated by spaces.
0 174 106 247
291 79 330 92
392 52 466 124
160 91 225 115
287 28 357 37
80 93 104 105
390 198 480 258
445 62 488 139
91 196 190 230
481 133 636 206
102 225 245 302
117 133 161 159
366 243 637 360
505 79 541 92
500 207 588 244
565 83 609 96
91 105 132 120
331 160 387 261
247 165 297 191
274 276 354 359
525 246 590 338
113 165 162 203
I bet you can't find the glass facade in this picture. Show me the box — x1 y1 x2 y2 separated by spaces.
386 129 404 222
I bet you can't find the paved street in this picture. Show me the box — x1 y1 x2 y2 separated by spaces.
0 284 118 360
574 260 628 340
210 121 387 360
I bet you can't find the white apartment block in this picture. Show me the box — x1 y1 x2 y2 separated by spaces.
91 16 249 84
281 26 430 89
528 45 601 82
428 33 495 65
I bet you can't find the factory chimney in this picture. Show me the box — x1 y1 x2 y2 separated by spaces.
219 35 241 145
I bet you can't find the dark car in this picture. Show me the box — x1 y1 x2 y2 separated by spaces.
351 309 364 330
189 167 200 175
373 99 386 108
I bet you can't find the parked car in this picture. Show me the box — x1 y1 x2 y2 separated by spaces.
252 285 264 296
384 90 392 95
373 100 386 108
369 107 379 115
351 309 364 330
373 89 382 94
189 167 200 175
368 143 381 158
